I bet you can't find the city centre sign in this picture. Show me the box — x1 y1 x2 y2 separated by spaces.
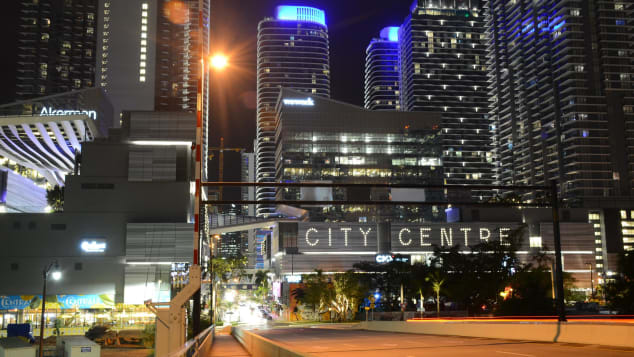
282 98 315 106
40 107 97 120
296 222 523 253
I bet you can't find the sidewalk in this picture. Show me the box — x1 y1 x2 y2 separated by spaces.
208 333 250 356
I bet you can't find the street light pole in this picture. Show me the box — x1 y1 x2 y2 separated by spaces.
550 180 567 322
39 261 60 357
587 262 594 299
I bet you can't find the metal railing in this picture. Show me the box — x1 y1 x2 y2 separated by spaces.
169 325 214 357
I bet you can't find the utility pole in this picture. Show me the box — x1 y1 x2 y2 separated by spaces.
551 180 567 322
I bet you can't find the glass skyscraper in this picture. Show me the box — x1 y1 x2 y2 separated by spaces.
256 6 331 217
365 27 401 111
487 0 634 205
399 0 494 200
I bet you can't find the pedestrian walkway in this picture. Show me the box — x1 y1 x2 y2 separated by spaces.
208 333 250 356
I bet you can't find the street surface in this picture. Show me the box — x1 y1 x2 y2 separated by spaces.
250 327 634 356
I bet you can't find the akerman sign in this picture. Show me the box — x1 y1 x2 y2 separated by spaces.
297 223 522 252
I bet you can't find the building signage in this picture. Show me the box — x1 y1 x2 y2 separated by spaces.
40 107 97 120
296 223 523 253
0 294 115 310
390 223 523 252
282 98 315 106
80 240 107 253
298 223 378 252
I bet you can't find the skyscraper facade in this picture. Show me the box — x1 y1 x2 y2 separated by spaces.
365 26 401 111
399 0 494 199
256 5 331 217
97 0 210 177
487 0 634 204
12 0 98 102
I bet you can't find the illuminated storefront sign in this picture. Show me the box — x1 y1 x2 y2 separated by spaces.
40 107 97 120
297 223 522 252
283 98 315 106
0 294 115 310
80 240 107 253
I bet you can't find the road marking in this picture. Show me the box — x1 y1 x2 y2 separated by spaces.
383 343 398 347
495 352 535 357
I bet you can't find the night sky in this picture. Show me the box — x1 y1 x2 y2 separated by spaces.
210 0 413 186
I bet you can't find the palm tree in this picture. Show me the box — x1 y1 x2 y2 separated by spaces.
428 272 445 318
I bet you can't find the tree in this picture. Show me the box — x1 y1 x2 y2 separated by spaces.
301 269 329 320
605 253 634 313
428 271 445 317
46 185 64 212
328 271 364 321
209 257 247 322
432 225 526 315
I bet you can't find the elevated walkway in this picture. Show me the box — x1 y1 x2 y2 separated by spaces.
208 332 250 356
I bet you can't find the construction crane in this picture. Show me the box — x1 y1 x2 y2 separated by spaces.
209 137 244 201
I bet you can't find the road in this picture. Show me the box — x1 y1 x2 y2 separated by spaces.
250 326 634 356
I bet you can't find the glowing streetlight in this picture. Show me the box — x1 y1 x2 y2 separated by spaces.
210 54 228 70
39 260 61 357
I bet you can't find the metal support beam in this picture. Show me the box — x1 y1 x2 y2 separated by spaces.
202 200 551 208
201 182 549 191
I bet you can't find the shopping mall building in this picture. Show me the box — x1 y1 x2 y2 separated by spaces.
0 109 199 333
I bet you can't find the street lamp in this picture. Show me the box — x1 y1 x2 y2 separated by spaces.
586 262 594 299
39 260 61 357
210 54 228 70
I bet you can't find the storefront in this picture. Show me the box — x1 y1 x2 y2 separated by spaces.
0 295 154 337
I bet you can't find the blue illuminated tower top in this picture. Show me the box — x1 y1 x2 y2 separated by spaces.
276 6 326 26
379 26 399 42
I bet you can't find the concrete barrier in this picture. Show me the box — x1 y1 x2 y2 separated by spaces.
360 320 634 348
232 326 310 357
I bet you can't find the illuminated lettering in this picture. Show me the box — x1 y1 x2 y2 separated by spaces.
480 228 491 242
306 228 319 246
460 228 472 246
399 228 412 246
419 227 431 246
40 106 97 120
81 240 106 253
500 227 511 246
359 227 372 246
282 98 315 106
441 228 453 246
328 228 332 247
340 227 352 246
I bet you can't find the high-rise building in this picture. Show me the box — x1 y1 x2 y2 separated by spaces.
256 5 331 217
96 0 210 177
365 27 401 111
6 0 98 103
487 0 634 204
274 89 444 223
399 0 494 199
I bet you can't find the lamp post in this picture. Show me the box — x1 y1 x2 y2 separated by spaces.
586 262 594 299
39 260 61 357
